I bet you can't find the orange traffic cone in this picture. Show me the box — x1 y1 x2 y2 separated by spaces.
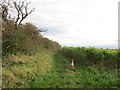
71 59 74 69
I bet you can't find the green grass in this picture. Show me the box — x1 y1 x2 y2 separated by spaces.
2 50 54 88
30 53 118 88
3 48 119 88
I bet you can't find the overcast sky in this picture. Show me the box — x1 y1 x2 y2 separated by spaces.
23 0 118 49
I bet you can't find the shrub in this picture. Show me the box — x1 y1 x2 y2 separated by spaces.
2 21 60 56
59 47 118 68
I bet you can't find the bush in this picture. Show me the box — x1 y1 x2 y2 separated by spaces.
59 47 118 68
2 21 60 56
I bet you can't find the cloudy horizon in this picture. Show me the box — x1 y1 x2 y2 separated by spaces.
23 0 118 49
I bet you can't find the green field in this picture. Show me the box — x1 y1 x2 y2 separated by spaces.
3 47 119 88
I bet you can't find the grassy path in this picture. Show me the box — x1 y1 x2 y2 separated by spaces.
3 50 118 88
31 53 118 88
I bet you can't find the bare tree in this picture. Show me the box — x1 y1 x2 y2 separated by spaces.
0 0 35 25
0 1 9 21
13 1 35 25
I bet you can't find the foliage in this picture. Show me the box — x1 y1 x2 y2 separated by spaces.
2 50 119 88
59 47 118 68
31 53 118 88
2 51 54 88
2 2 119 87
2 21 60 56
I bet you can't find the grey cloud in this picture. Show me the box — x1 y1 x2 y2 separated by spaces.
24 0 117 49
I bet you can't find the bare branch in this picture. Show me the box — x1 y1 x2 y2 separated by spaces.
1 0 35 25
17 1 35 25
0 1 9 21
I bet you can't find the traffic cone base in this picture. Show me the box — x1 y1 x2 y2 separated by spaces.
71 65 74 69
